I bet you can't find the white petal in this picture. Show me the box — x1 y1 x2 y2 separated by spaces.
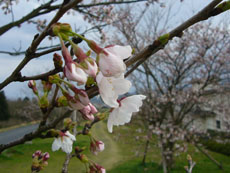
105 45 132 60
120 95 146 112
62 137 74 153
65 131 76 141
107 95 146 132
107 117 114 133
52 138 62 151
96 73 119 107
99 52 126 77
84 60 98 77
107 108 120 133
62 143 72 153
65 64 88 84
112 78 131 95
96 72 103 83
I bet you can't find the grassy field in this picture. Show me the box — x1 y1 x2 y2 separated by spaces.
0 120 230 173
0 122 122 173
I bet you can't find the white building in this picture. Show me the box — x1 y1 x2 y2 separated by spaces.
190 106 228 132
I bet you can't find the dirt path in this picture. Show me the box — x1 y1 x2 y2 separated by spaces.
91 121 122 170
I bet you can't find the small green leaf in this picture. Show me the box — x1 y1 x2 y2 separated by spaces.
158 33 170 45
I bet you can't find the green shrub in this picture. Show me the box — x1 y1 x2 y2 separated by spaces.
201 140 230 156
207 129 230 138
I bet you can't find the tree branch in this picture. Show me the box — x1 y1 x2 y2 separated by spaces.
125 0 223 76
0 0 83 90
0 0 58 36
15 68 62 82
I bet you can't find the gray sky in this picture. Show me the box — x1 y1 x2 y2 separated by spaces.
0 0 229 99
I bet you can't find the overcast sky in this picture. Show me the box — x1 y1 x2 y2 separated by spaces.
0 0 229 99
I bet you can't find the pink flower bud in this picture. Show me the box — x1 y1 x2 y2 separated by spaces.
89 103 98 114
64 62 88 85
70 86 90 106
35 150 42 156
60 37 88 85
89 164 106 173
69 99 86 110
82 58 98 78
72 43 88 62
28 80 35 89
80 105 95 121
32 150 42 158
90 140 104 155
28 80 38 95
86 40 104 54
96 141 105 152
79 103 97 121
42 152 50 161
95 164 106 173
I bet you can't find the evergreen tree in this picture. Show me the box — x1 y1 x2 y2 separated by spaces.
0 91 10 120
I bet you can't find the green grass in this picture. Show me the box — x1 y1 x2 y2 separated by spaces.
0 122 121 173
0 120 230 173
109 119 230 173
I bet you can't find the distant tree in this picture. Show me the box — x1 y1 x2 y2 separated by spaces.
23 96 30 102
0 91 10 120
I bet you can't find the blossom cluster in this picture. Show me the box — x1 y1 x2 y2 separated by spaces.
48 23 146 134
28 23 146 172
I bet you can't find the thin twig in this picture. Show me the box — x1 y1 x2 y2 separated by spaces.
0 0 58 36
62 154 73 173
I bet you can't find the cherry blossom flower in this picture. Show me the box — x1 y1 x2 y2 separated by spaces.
79 103 97 121
107 95 146 133
52 131 76 153
90 140 105 155
64 63 88 85
72 43 98 78
86 40 132 77
96 72 131 107
60 37 88 85
98 45 132 77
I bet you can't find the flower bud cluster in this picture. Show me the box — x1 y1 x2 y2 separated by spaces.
28 80 52 113
31 150 50 172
